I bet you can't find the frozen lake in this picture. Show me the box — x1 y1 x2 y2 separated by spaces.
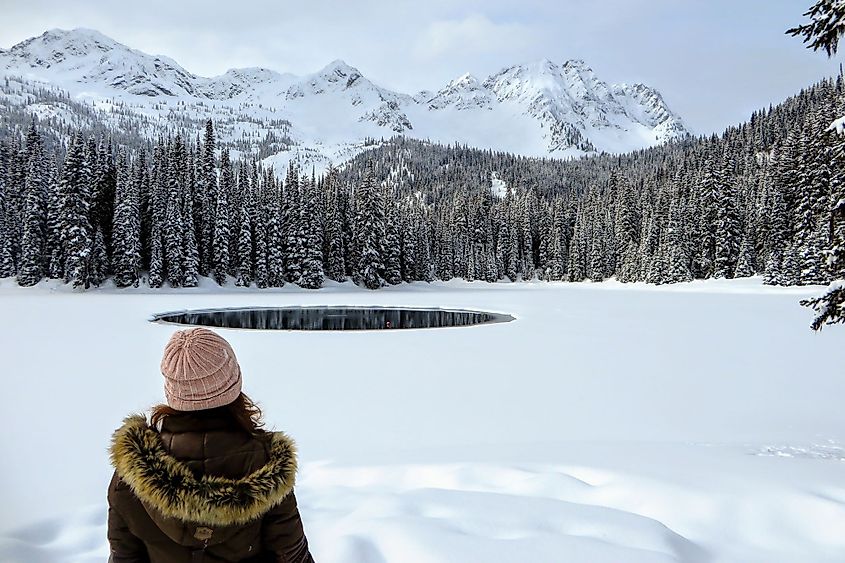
0 277 843 563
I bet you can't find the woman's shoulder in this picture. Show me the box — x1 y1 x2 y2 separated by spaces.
109 412 298 479
109 412 299 526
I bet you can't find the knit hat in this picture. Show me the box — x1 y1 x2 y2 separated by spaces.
160 328 242 411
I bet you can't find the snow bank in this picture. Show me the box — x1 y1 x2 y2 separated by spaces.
0 279 843 562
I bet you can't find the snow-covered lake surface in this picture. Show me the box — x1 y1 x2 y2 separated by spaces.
0 277 843 563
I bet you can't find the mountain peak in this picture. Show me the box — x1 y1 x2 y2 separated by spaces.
425 72 492 111
319 59 359 76
481 57 685 151
33 27 116 45
448 72 481 88
9 27 121 61
3 27 197 97
216 66 287 83
562 58 588 68
536 58 559 70
201 67 295 99
0 28 689 155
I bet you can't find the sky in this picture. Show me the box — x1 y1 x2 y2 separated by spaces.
0 0 841 134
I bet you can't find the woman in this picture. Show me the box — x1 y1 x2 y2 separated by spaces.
107 327 314 562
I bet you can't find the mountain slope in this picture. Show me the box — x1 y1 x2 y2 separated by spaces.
0 28 690 165
3 28 201 97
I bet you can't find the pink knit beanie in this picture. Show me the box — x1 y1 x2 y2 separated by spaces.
160 328 242 411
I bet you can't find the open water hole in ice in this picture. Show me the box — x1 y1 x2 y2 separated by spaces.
150 306 515 331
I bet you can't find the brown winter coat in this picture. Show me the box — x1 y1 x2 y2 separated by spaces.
107 410 314 563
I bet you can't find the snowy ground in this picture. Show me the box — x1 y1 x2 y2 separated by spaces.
0 277 843 563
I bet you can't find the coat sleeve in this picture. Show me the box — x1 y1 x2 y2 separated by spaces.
107 473 150 563
262 490 315 563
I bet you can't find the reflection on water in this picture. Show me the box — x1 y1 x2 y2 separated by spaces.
151 307 514 331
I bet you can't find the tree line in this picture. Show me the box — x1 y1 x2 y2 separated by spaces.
0 74 843 326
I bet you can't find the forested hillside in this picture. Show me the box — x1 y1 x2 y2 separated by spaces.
340 75 843 287
0 74 843 311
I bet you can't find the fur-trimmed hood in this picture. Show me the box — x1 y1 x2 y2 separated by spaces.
109 414 297 527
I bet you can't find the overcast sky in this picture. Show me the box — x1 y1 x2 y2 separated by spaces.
0 0 840 133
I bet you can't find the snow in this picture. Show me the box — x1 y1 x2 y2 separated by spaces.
0 28 689 166
0 277 843 562
830 115 845 135
482 59 687 151
491 171 509 198
260 140 379 177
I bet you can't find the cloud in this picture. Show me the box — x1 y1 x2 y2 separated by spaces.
413 15 531 61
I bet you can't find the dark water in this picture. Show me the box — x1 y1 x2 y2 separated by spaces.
151 307 514 331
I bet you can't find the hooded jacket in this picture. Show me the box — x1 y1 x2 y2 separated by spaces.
107 410 314 563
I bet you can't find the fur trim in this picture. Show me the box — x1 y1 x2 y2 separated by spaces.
110 414 297 526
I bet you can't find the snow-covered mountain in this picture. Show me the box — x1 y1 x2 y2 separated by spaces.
2 28 201 97
0 28 689 167
422 73 495 111
482 59 687 152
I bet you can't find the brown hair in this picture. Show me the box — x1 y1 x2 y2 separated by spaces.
151 392 265 435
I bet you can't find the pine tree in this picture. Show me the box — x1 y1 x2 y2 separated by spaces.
250 165 269 289
59 133 93 289
483 237 498 282
567 205 587 282
520 191 535 279
664 193 693 283
790 122 828 284
164 139 185 287
232 162 255 287
802 111 845 329
788 0 845 55
734 224 756 279
45 159 63 279
354 162 385 289
112 148 141 288
763 178 791 285
200 120 217 276
0 174 15 278
17 126 47 286
89 227 109 286
537 207 551 280
495 221 508 281
697 152 722 278
382 195 402 285
401 205 418 282
3 140 23 272
714 180 740 278
281 166 303 283
414 209 433 282
91 139 116 251
324 168 346 282
507 210 520 281
546 201 567 281
435 220 454 281
228 167 245 274
182 205 200 288
265 170 285 287
589 206 609 282
235 179 253 288
296 174 324 289
148 147 165 289
135 149 152 272
614 174 641 282
212 149 232 285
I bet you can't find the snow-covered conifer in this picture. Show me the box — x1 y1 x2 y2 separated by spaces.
354 162 385 289
212 149 232 285
59 133 93 289
17 125 47 286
